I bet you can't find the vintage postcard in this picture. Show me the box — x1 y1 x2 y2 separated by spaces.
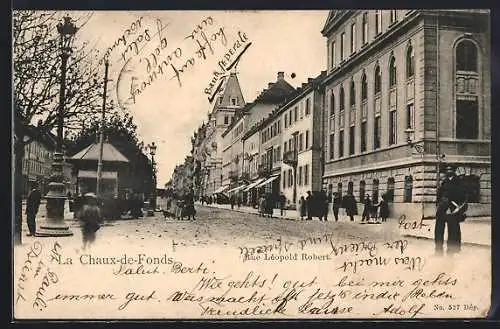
12 9 492 320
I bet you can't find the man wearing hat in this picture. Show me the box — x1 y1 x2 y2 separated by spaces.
435 164 468 255
25 181 41 236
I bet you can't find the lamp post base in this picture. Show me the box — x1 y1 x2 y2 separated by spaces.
37 185 73 237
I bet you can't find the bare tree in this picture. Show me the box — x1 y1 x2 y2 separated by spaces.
13 10 104 244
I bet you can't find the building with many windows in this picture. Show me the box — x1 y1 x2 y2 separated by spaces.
321 10 490 219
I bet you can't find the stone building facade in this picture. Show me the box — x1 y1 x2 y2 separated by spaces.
321 10 491 219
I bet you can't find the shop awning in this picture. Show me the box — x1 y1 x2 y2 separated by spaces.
78 170 117 179
227 184 248 194
243 178 266 192
213 185 229 194
256 174 280 188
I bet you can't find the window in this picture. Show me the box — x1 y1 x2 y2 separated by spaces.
456 99 479 139
362 13 368 44
331 41 336 68
298 166 303 186
462 175 480 203
372 179 380 203
288 168 293 187
329 133 335 159
231 97 238 106
339 130 344 157
456 40 477 72
351 23 356 53
305 130 310 149
298 133 303 151
406 44 415 78
294 106 298 122
276 146 281 161
277 120 281 133
289 110 293 126
350 80 356 107
224 116 229 125
339 86 345 111
283 170 286 189
390 10 397 24
305 98 311 116
386 177 395 202
330 92 335 116
360 121 367 152
361 73 368 101
374 65 381 94
304 165 309 185
218 97 223 104
359 180 366 203
404 175 413 202
284 113 288 128
375 10 382 35
389 55 397 87
340 32 346 61
374 116 381 149
348 181 354 195
349 126 355 155
389 110 397 145
406 103 414 129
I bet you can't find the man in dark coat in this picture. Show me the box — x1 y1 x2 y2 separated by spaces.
305 191 313 220
435 165 468 255
25 182 42 236
332 192 341 222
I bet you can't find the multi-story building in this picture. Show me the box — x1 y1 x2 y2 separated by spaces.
203 72 245 196
321 10 491 219
221 72 295 196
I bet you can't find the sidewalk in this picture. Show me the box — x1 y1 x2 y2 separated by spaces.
199 202 492 247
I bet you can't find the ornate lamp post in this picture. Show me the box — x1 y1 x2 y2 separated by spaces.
147 142 157 213
37 16 78 237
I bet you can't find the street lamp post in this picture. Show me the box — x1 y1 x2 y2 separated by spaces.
37 16 78 237
147 142 157 213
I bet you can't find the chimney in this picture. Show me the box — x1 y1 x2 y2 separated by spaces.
277 71 284 81
268 82 274 88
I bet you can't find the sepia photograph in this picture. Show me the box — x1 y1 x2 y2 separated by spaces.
12 9 492 319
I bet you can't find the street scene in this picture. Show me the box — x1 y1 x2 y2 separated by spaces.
13 9 491 319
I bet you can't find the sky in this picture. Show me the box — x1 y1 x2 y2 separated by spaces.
71 10 328 186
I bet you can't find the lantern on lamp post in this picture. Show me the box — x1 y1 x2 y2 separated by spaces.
147 142 157 213
37 16 78 237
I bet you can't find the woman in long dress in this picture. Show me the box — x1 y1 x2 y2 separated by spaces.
79 193 102 250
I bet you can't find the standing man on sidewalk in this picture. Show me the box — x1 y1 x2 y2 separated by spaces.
25 181 41 236
435 164 468 256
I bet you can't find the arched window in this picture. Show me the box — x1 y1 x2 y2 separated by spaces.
372 179 380 203
348 181 354 195
406 44 415 78
374 65 381 94
350 80 356 107
359 180 366 203
330 92 335 116
337 182 343 199
404 175 413 202
362 13 368 44
456 40 478 72
375 10 382 35
339 86 345 111
389 55 397 87
361 72 368 101
386 177 395 202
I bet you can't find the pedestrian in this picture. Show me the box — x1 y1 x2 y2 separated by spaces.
79 193 102 251
265 193 274 218
332 192 341 222
344 192 357 222
299 196 307 220
279 193 286 217
435 165 468 256
237 196 242 209
306 191 313 220
361 194 372 223
25 181 42 236
230 194 235 210
259 194 266 217
378 193 389 223
184 189 196 220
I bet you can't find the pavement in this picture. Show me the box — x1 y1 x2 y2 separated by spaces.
199 202 492 247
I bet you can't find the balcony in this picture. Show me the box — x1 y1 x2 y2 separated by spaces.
283 150 297 166
258 164 271 177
